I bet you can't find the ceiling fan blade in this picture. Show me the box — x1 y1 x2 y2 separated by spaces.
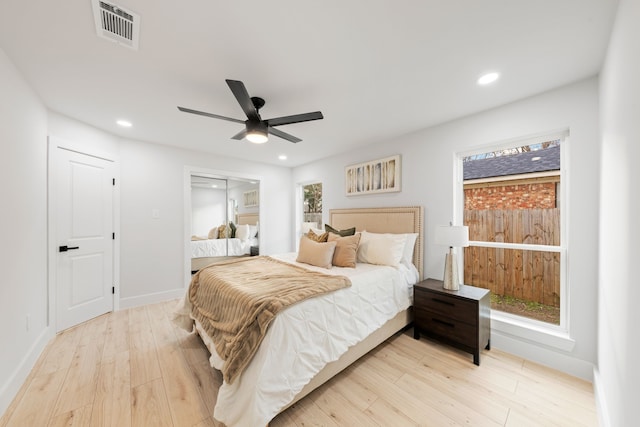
268 126 302 143
226 79 261 122
266 111 323 127
231 129 247 140
177 106 245 124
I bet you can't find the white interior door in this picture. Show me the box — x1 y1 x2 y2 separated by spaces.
56 148 114 331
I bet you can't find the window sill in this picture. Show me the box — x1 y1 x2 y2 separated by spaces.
490 311 575 352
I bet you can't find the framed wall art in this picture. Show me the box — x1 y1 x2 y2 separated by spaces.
345 154 401 196
243 189 259 207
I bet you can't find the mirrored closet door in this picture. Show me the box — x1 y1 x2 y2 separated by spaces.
189 174 259 273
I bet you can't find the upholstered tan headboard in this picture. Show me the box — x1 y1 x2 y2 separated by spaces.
329 206 424 280
237 213 259 225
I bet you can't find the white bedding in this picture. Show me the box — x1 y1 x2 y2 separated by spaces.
174 252 416 427
190 237 258 258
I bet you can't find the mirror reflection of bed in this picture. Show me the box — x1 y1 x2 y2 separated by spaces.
190 175 259 273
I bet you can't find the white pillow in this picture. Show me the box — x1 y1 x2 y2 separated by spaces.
401 233 419 266
236 223 250 240
357 231 406 267
248 225 258 238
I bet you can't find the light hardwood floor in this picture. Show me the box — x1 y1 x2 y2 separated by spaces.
0 300 597 427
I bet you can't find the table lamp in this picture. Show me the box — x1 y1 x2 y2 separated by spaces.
434 224 469 290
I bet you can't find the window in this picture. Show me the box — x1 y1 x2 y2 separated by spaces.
302 182 322 228
459 134 566 327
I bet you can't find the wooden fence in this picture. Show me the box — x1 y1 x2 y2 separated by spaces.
303 213 322 228
463 209 560 307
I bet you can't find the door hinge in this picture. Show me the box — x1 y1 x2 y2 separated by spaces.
112 286 115 294
112 232 115 240
112 178 115 186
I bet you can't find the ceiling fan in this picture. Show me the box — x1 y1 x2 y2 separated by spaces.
178 79 323 144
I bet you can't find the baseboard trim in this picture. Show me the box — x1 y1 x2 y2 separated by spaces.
492 330 594 381
593 367 610 427
119 288 185 310
0 326 52 418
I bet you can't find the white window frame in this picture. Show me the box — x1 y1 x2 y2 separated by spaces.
455 131 574 351
295 180 323 250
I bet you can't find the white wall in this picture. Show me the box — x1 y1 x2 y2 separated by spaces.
293 77 600 379
0 49 49 415
48 112 120 159
231 182 260 216
597 0 640 425
118 139 292 307
191 187 226 236
45 115 293 308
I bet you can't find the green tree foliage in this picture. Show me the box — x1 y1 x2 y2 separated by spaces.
303 183 322 213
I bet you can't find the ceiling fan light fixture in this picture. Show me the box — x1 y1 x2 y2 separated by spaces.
246 131 268 144
178 79 324 144
246 122 269 144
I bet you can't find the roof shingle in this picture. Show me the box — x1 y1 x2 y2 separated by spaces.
463 145 560 180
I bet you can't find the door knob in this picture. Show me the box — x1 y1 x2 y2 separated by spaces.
59 245 80 252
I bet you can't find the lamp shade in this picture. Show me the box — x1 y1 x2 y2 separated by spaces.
434 225 469 248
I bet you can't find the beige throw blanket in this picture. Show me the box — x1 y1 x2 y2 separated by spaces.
188 256 351 384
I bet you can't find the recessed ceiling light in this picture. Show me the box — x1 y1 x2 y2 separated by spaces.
116 119 132 128
531 156 541 161
278 155 287 160
477 72 500 86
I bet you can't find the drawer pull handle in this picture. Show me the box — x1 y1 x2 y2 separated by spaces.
432 318 455 328
432 298 454 306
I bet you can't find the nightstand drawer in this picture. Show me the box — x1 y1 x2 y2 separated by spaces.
413 279 490 365
414 289 477 325
414 308 476 346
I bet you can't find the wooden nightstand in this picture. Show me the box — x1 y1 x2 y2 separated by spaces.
413 278 490 365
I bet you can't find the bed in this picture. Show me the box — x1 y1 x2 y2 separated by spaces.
190 213 259 258
174 206 424 426
190 236 257 257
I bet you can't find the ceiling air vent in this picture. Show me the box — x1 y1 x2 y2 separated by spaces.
92 0 140 50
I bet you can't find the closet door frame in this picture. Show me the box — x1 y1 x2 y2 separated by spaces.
183 166 262 288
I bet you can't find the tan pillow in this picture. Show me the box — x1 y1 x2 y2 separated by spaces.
296 236 336 269
207 227 219 239
307 228 329 242
218 224 231 239
328 232 361 268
